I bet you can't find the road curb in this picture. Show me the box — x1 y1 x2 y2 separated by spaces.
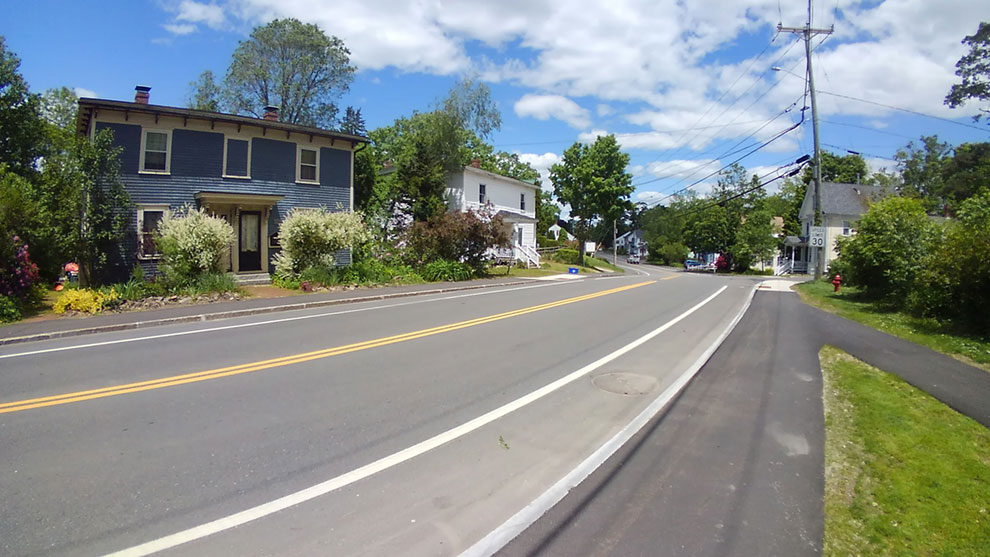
0 280 531 347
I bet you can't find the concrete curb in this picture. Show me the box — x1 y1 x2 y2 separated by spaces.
0 280 531 347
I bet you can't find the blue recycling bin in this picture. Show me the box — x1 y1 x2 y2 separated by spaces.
568 267 579 274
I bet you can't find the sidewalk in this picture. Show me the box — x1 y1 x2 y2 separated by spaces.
0 277 532 346
498 287 990 556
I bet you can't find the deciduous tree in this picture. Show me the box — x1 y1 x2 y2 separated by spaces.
550 135 633 266
945 21 990 122
222 18 355 127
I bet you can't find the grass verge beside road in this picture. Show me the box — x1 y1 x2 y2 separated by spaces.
821 346 990 555
796 280 990 370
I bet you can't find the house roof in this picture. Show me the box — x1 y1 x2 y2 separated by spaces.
800 182 889 219
76 98 368 146
462 165 542 190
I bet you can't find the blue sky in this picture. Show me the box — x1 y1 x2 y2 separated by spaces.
5 0 988 205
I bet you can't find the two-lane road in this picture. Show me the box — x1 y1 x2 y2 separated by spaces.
1 266 755 555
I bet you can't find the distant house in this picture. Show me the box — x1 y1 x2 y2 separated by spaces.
780 182 887 274
77 86 365 282
445 160 542 267
548 221 574 241
616 229 647 256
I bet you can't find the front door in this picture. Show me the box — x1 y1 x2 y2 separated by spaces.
239 211 261 272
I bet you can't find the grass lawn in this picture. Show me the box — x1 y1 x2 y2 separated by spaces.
494 258 624 278
821 346 990 555
796 280 990 370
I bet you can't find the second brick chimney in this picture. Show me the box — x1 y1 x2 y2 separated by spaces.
470 158 481 168
263 106 279 121
134 85 151 104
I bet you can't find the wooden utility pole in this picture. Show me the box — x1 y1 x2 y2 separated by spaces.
778 1 832 279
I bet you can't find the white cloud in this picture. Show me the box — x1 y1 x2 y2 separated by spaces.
514 94 590 129
176 1 226 28
164 23 197 35
597 104 614 117
74 87 97 99
518 151 561 192
216 0 983 124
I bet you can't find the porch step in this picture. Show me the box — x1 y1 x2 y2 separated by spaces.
233 272 272 286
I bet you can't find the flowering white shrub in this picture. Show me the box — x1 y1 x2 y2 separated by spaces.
274 208 370 277
157 205 234 283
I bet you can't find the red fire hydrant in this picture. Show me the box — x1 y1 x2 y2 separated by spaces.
832 273 842 293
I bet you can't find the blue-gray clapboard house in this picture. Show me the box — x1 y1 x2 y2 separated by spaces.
76 86 365 279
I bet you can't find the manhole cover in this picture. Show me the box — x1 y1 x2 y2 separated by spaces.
592 372 659 396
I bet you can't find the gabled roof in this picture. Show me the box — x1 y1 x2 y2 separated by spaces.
461 165 542 190
800 182 890 219
76 98 367 146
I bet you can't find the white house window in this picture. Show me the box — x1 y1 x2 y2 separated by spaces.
223 137 250 178
297 147 319 183
479 184 486 204
137 205 169 259
140 130 171 173
842 220 852 236
520 193 526 211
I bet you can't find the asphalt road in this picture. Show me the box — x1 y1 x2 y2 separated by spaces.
498 286 825 557
1 266 759 556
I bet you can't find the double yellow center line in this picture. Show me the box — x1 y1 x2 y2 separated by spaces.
1 280 654 414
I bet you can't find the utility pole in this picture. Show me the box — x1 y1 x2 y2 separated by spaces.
613 218 617 266
779 0 832 280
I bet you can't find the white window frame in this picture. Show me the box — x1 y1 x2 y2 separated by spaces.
842 220 852 236
222 136 252 179
479 183 486 204
296 145 320 184
137 205 170 259
520 192 526 211
139 129 172 174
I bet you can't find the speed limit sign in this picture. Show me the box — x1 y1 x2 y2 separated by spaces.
810 226 825 247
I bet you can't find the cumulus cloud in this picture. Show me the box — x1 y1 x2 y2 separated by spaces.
518 152 561 192
176 1 226 28
514 94 590 128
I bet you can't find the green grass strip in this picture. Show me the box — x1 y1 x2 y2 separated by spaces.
821 346 990 555
797 280 990 369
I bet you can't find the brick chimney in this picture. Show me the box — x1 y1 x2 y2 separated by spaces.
134 85 151 104
470 158 481 168
263 105 279 121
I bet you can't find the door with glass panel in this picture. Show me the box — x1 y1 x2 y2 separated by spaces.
238 211 261 271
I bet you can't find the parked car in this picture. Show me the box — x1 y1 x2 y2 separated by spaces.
685 259 714 271
627 254 640 264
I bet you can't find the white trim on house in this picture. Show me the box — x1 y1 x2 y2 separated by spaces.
138 128 172 175
136 204 170 260
296 144 320 184
222 136 252 179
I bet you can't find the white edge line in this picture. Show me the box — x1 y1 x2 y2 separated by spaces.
106 284 730 557
460 282 757 557
0 282 568 360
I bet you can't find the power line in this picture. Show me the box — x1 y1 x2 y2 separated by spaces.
819 118 917 140
673 157 809 219
818 90 990 133
647 118 804 207
634 91 805 194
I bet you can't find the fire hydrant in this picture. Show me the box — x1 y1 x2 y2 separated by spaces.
832 273 842 293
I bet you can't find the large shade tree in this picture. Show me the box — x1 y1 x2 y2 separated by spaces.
216 18 355 128
550 134 633 266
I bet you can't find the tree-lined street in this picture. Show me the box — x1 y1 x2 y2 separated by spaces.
1 268 756 555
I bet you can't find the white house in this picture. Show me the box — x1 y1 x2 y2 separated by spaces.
445 161 542 267
548 222 574 241
616 229 647 256
780 182 887 274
